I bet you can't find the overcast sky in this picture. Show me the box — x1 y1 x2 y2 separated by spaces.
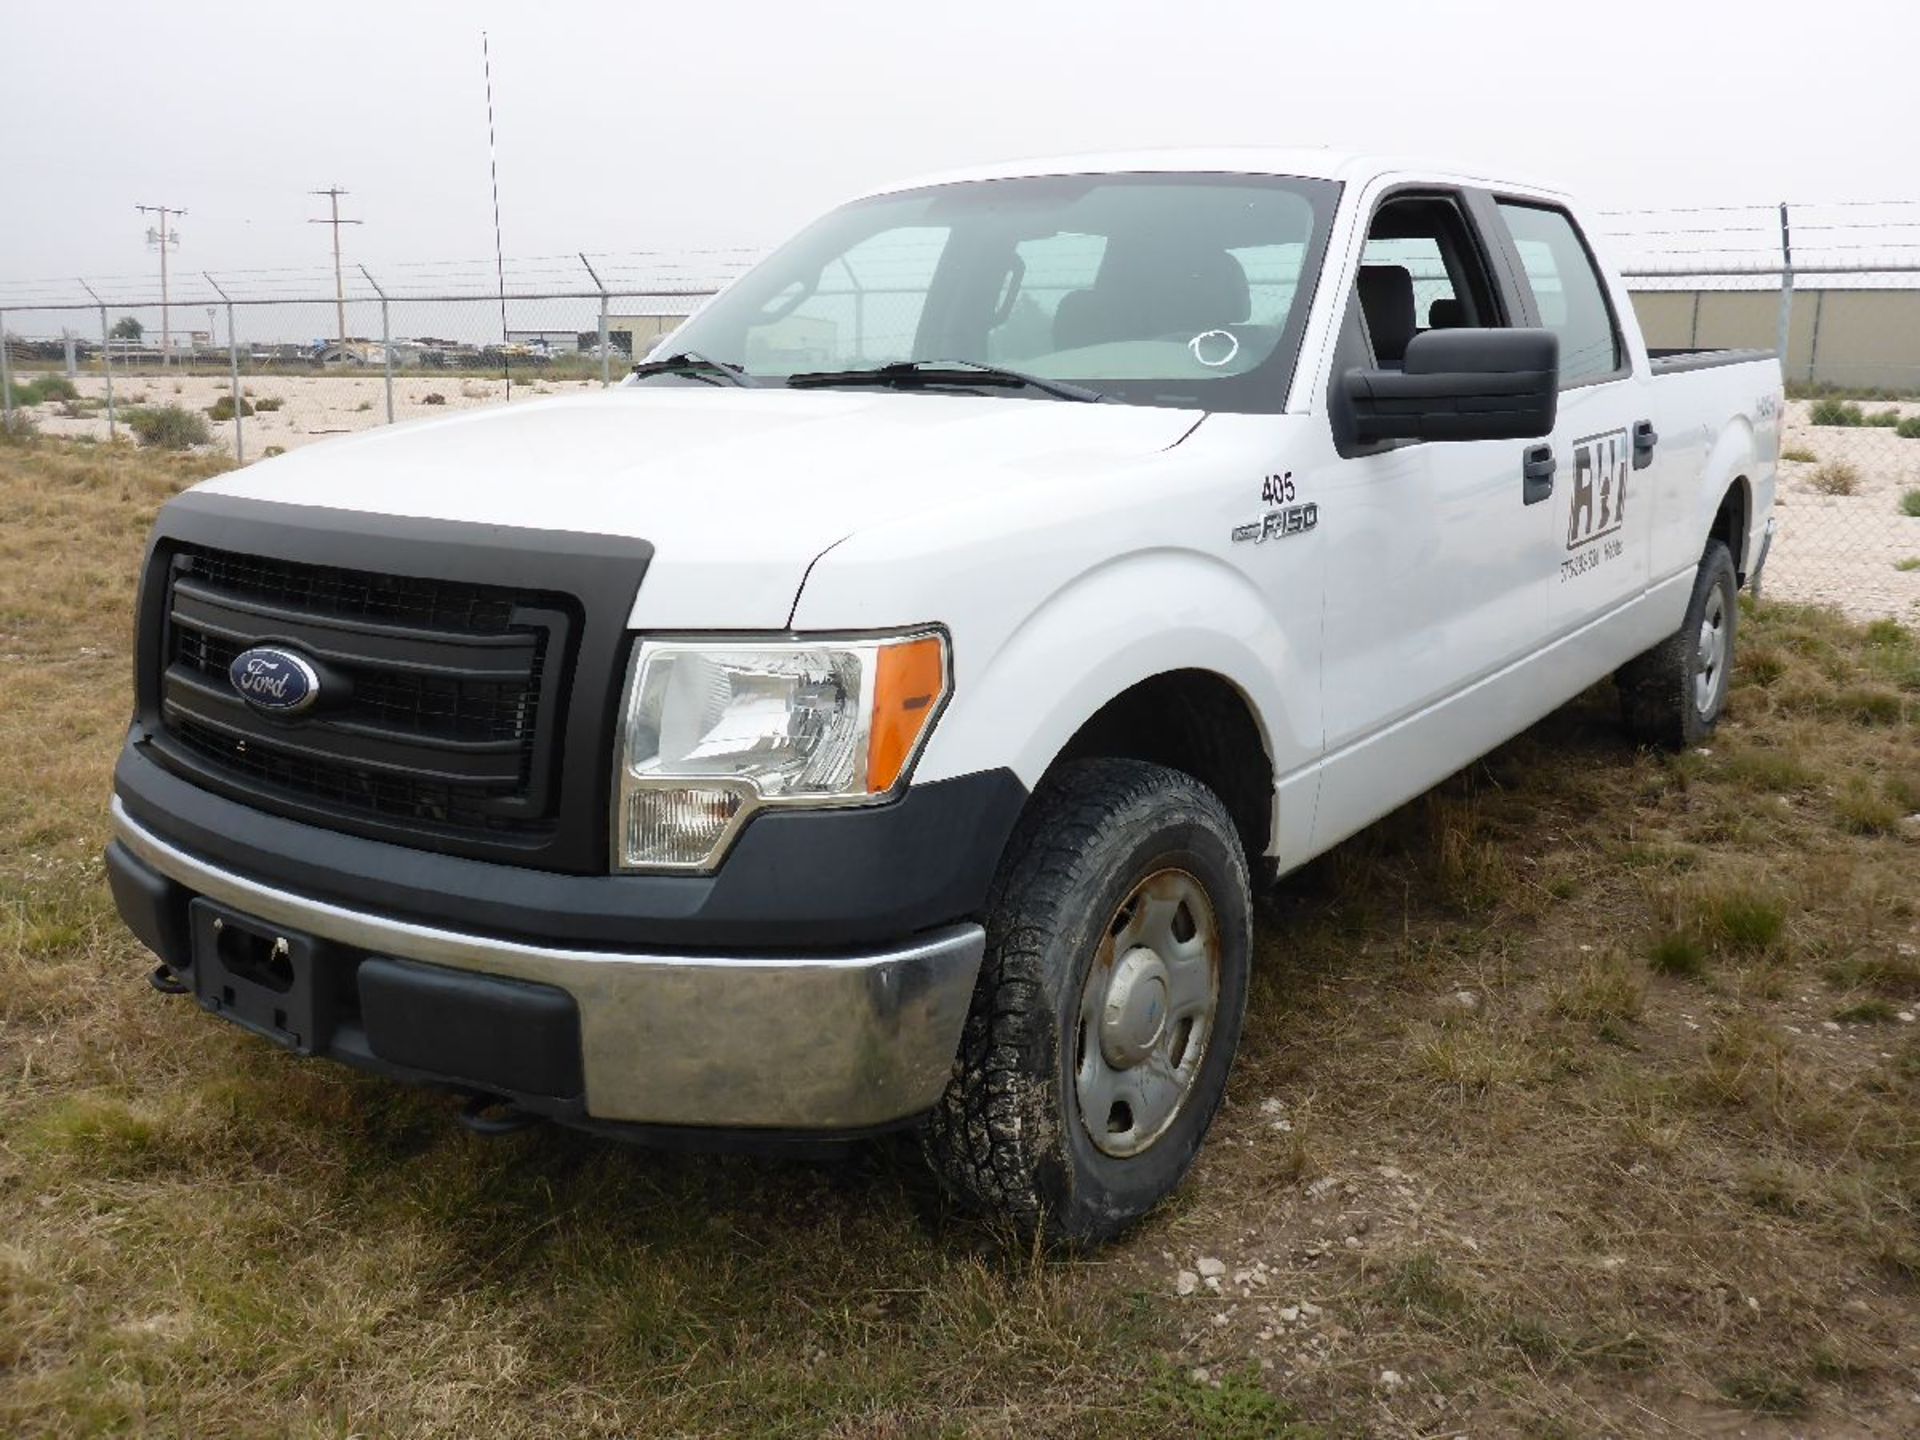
3 0 1913 303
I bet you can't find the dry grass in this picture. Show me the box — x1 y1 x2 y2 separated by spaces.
1808 460 1860 496
3 437 1919 1436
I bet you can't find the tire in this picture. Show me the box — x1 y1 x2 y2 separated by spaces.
1617 538 1738 749
921 757 1252 1242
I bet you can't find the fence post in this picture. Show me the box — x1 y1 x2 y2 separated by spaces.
100 306 116 440
1775 202 1794 375
360 265 394 423
0 310 13 426
81 282 114 441
580 253 610 387
204 275 244 463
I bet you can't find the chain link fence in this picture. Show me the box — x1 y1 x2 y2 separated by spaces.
0 287 720 464
1608 198 1920 622
4 222 1919 622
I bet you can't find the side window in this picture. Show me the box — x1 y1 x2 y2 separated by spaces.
1361 235 1457 332
743 226 950 372
1494 202 1624 387
1348 195 1502 370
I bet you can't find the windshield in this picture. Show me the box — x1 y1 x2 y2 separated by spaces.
650 172 1340 411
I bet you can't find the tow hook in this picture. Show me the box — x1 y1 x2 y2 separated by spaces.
455 1092 541 1137
148 963 190 996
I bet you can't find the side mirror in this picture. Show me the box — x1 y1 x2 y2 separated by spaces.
1344 328 1558 444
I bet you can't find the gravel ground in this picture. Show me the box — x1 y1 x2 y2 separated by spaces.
1768 398 1920 623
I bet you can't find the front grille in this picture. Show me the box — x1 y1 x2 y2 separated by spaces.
152 545 577 842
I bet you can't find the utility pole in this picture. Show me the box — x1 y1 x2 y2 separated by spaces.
136 203 185 363
308 186 363 345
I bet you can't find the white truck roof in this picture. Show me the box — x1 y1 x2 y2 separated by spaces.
860 149 1570 203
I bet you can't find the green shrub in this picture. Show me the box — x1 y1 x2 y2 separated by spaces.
1864 409 1902 428
1901 489 1920 519
252 396 284 412
126 405 211 450
1780 446 1817 463
1650 932 1709 978
1 407 40 442
7 374 81 406
1809 398 1865 426
1897 416 1920 440
205 394 254 421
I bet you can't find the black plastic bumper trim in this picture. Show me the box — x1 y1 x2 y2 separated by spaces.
358 957 584 1099
114 739 1027 952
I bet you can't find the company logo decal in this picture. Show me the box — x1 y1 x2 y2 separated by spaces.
1567 428 1629 551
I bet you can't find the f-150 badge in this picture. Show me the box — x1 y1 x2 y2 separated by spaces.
1233 502 1319 544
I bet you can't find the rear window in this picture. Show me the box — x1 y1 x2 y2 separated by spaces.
1495 202 1625 387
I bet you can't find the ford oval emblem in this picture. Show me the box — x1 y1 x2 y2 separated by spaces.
228 646 321 715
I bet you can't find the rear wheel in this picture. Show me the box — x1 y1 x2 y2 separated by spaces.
921 758 1252 1242
1617 538 1738 749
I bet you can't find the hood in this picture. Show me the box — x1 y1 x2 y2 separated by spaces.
195 387 1201 626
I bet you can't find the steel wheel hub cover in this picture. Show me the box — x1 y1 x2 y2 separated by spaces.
1696 588 1727 717
1075 868 1221 1159
1100 946 1171 1068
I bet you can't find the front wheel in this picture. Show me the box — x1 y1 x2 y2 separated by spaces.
1617 538 1738 749
921 758 1252 1242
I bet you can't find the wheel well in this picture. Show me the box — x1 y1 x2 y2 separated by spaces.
1048 669 1271 860
1710 476 1751 579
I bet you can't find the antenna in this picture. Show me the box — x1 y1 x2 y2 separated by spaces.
308 186 363 346
482 32 511 400
135 203 186 363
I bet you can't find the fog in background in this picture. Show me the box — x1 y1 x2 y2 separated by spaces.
1 0 1909 294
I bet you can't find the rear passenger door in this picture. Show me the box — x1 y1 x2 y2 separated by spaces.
1488 200 1651 632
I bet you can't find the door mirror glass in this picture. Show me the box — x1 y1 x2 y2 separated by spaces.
1344 327 1559 444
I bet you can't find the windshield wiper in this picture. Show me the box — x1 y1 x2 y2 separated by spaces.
786 359 1105 403
629 350 758 387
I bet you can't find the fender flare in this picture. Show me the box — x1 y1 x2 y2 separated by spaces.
1697 415 1755 574
913 547 1308 803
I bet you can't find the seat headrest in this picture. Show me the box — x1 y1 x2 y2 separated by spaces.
1357 264 1418 364
1427 297 1466 330
1053 242 1250 352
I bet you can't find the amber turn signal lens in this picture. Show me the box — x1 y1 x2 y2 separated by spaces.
867 635 947 793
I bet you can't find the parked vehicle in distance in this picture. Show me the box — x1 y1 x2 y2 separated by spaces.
109 151 1780 1239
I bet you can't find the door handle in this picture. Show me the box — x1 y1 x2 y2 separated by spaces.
1522 444 1555 505
1633 419 1658 470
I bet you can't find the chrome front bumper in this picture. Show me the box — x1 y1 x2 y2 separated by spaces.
111 799 984 1130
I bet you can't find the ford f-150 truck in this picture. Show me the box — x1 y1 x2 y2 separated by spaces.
108 151 1780 1239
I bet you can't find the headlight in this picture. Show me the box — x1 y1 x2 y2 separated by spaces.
613 631 950 871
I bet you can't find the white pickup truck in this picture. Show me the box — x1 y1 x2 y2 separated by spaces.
109 151 1780 1239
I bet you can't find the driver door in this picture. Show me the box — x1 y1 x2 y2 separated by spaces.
1310 188 1560 849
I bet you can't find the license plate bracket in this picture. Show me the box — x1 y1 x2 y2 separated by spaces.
188 898 336 1054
